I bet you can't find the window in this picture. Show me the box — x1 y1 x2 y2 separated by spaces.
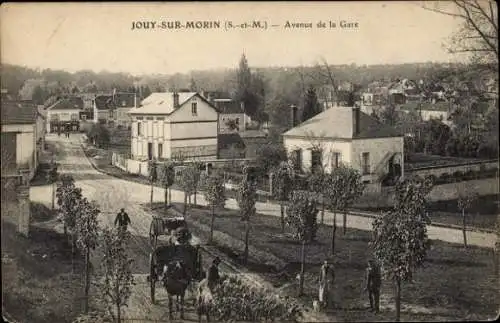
191 102 198 116
362 152 370 175
158 143 163 158
81 114 87 121
311 149 323 173
292 149 302 172
332 152 341 168
137 122 142 136
71 113 78 121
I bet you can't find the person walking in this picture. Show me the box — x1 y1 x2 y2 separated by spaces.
114 208 131 231
207 257 221 292
364 259 382 313
318 260 334 310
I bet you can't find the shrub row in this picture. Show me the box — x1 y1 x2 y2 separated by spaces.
208 274 303 322
425 166 499 185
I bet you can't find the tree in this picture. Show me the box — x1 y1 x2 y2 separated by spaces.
301 86 321 122
236 171 257 264
75 198 100 313
148 160 158 209
271 161 294 233
189 77 198 92
56 175 82 255
225 119 239 131
336 166 365 235
46 162 59 210
371 176 433 322
380 104 399 127
255 142 288 177
178 164 202 215
418 119 452 155
203 171 226 244
307 171 327 225
235 53 264 118
98 228 134 323
158 161 175 210
457 189 478 248
286 190 319 296
72 86 80 94
323 169 344 255
421 1 498 74
87 124 110 148
32 85 48 105
142 85 152 98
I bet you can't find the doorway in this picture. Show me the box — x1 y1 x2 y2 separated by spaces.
148 143 153 160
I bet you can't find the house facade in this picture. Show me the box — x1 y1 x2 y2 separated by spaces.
201 91 250 133
400 101 454 126
282 106 404 187
46 96 84 133
93 92 136 126
1 101 39 180
128 92 219 161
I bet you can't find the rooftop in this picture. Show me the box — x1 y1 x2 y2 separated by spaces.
1 101 37 125
129 92 206 115
48 96 84 111
283 106 402 139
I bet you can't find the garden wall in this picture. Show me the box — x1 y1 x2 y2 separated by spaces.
408 159 499 178
355 177 499 209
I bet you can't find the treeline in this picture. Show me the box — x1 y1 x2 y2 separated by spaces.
2 61 463 103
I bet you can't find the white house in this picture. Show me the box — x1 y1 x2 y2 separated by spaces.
400 101 454 127
282 106 404 186
46 96 84 133
128 92 219 161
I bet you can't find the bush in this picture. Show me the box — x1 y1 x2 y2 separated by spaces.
208 274 303 322
463 169 475 181
452 171 464 181
439 173 450 183
425 174 437 185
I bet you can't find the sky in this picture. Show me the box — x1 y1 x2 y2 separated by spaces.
0 1 465 76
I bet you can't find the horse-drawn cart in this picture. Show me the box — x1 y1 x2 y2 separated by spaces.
147 214 204 307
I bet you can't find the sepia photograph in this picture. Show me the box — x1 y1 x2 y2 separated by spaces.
1 1 498 322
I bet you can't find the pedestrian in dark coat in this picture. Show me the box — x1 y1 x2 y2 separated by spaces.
114 208 131 231
207 257 221 292
364 259 382 313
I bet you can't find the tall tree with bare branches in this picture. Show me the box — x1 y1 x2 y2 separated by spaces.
420 1 498 74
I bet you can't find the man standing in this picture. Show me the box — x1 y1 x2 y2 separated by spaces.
318 260 334 310
207 257 221 292
364 259 382 313
114 208 131 231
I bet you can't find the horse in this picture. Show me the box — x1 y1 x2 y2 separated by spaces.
161 261 190 320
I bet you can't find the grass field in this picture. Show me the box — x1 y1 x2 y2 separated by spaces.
357 194 499 231
157 202 499 322
1 204 87 323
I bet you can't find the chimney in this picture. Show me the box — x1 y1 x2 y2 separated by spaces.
173 92 179 109
240 101 245 113
291 104 298 127
353 106 360 136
